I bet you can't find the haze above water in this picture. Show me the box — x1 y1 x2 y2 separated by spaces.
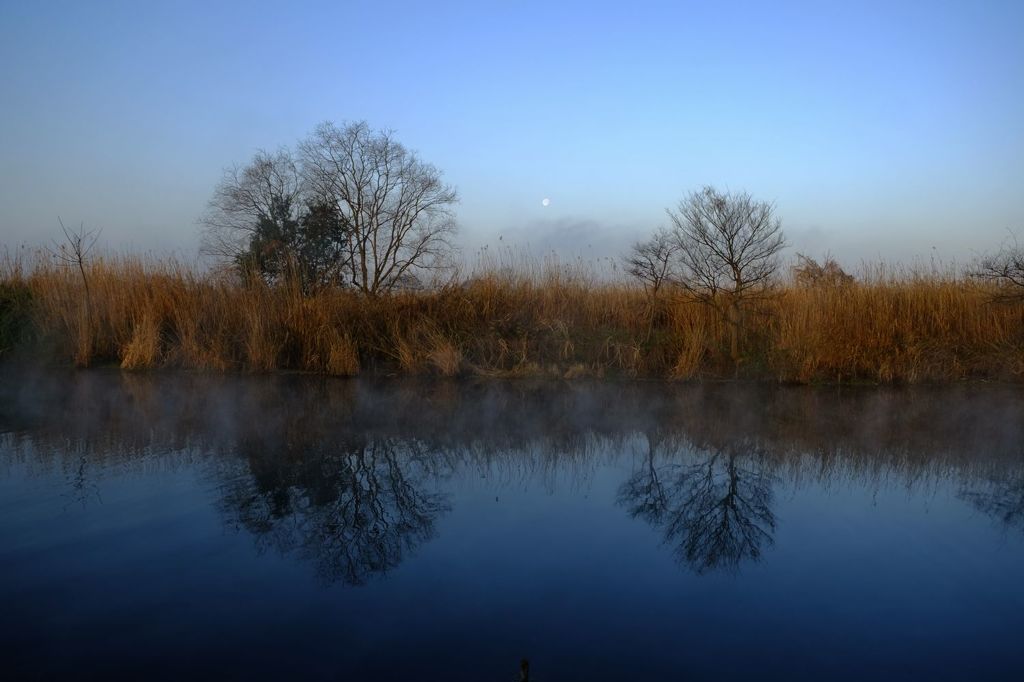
1 372 1023 680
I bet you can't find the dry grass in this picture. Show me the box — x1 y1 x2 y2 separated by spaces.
1 250 1022 383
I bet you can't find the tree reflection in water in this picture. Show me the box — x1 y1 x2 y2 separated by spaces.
961 471 1024 534
619 433 775 573
4 372 1024 584
221 434 449 585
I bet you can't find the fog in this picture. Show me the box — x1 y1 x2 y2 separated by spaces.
4 370 1023 582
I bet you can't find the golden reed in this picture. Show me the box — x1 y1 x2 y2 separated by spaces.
2 252 1021 383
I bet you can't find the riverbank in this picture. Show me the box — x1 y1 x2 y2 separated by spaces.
1 254 1021 383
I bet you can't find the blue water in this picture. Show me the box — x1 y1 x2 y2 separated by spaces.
1 372 1022 680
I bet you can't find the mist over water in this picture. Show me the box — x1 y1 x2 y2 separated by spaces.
2 371 1023 680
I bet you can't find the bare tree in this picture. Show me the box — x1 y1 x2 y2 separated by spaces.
625 227 680 297
666 186 786 369
47 219 101 366
199 148 304 263
972 234 1024 301
298 121 458 295
50 218 101 308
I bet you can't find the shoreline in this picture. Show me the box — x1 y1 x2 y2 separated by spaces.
2 361 1021 389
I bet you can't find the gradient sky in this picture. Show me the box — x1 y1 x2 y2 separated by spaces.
1 0 1022 266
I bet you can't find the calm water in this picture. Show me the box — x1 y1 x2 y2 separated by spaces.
1 372 1023 681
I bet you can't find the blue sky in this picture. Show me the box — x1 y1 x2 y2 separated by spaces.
1 0 1022 265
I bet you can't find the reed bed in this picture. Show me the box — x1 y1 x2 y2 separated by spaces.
1 250 1021 383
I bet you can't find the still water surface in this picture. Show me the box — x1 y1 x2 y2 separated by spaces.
1 371 1023 680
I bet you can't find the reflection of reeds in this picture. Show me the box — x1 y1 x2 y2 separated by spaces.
2 251 1023 382
5 372 1023 586
4 373 1023 543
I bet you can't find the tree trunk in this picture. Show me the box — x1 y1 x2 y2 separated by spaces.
728 295 742 377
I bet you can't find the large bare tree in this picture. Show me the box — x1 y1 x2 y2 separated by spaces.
199 148 304 263
298 121 458 295
668 186 784 301
636 186 786 370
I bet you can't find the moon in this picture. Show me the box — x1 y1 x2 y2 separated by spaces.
541 197 551 207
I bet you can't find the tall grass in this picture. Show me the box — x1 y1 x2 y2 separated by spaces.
1 249 1021 382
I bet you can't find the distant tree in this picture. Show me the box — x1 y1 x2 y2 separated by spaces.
625 227 680 297
298 121 458 295
972 234 1024 301
791 252 854 288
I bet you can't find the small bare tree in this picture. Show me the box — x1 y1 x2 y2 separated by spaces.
972 234 1024 301
298 121 458 295
49 219 101 365
51 218 101 308
666 186 786 370
625 227 680 297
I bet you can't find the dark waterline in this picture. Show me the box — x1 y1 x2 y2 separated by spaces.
1 371 1023 681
